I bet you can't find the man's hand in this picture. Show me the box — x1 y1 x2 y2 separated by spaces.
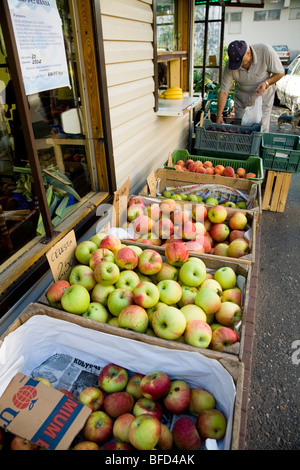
256 81 268 96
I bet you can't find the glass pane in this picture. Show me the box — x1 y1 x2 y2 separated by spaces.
157 1 177 50
0 0 92 264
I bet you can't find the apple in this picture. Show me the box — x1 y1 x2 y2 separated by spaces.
151 305 186 340
205 196 218 206
107 288 134 316
210 223 230 243
132 281 160 309
98 363 128 393
36 377 52 387
187 193 199 202
126 373 145 400
91 283 115 306
200 278 223 296
138 249 163 275
101 441 132 450
112 246 138 270
229 230 246 242
192 204 207 222
236 201 247 209
60 389 74 399
113 413 135 444
162 190 172 198
163 379 190 414
154 217 174 239
69 264 96 291
61 285 90 314
128 414 161 450
114 270 139 292
176 221 197 240
128 197 145 207
180 304 207 323
213 243 229 257
83 410 113 443
215 301 242 327
72 441 100 450
195 287 222 315
172 417 201 450
214 266 237 290
236 167 246 177
178 285 198 307
127 204 145 221
75 240 98 265
189 388 216 416
141 232 162 246
227 238 250 258
228 211 248 230
108 317 119 327
179 260 206 287
207 205 227 224
154 262 178 283
93 261 120 286
165 241 189 267
133 397 163 420
99 234 122 254
157 279 182 305
147 203 162 221
103 391 134 418
210 326 239 351
157 423 173 450
171 209 189 226
128 245 143 256
196 409 227 440
184 319 212 348
89 232 108 247
223 201 236 208
159 198 177 215
82 302 109 323
118 304 149 333
78 386 104 411
46 280 70 308
133 214 154 236
222 287 242 306
89 248 115 269
140 371 170 400
10 436 38 450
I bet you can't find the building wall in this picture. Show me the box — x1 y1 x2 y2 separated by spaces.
100 0 190 194
224 0 300 61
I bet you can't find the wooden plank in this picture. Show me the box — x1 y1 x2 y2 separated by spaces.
110 94 155 128
270 172 284 211
104 41 153 64
100 0 153 23
262 170 275 210
277 173 292 213
101 16 153 42
106 60 154 87
107 77 154 108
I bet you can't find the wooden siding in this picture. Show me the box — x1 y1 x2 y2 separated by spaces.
100 0 190 195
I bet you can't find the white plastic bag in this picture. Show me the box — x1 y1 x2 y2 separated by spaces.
241 95 262 126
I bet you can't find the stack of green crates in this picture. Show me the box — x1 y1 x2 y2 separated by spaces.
261 133 300 172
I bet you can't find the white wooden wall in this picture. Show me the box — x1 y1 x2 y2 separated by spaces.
100 0 190 194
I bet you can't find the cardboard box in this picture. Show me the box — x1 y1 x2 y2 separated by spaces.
0 304 244 450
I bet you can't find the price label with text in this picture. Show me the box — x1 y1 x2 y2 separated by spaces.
46 230 77 282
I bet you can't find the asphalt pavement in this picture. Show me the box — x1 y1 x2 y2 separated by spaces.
244 105 300 450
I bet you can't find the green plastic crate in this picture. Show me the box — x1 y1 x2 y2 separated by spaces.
261 133 300 173
202 93 231 114
195 119 262 158
165 149 264 183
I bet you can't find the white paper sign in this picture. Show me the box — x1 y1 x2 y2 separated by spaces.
7 0 70 95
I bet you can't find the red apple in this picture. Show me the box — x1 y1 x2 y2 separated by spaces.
83 411 113 444
165 241 189 267
46 280 70 308
210 326 239 351
154 217 174 239
223 166 235 177
229 230 246 242
98 363 128 393
163 379 191 414
133 214 154 235
72 441 100 450
227 238 249 258
79 386 104 411
221 287 242 306
159 198 177 215
215 301 242 327
172 417 201 450
99 234 122 254
133 397 163 420
196 409 227 440
147 203 162 221
210 223 230 243
128 197 145 207
114 246 138 270
103 391 134 418
102 441 132 450
214 164 225 175
89 248 115 269
189 388 216 416
140 371 171 400
157 423 173 450
126 373 145 400
113 413 135 443
138 249 163 275
10 436 38 450
228 211 248 230
60 389 74 399
127 204 146 221
171 209 189 225
191 204 207 222
236 167 246 177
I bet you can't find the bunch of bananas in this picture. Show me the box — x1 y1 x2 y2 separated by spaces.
159 87 184 99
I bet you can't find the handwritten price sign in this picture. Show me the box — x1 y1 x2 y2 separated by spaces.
46 230 77 282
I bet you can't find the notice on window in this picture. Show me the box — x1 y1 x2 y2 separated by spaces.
7 0 70 95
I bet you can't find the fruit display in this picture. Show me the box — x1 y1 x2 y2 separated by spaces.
122 196 253 261
46 232 246 353
159 87 184 100
170 159 257 179
4 366 227 450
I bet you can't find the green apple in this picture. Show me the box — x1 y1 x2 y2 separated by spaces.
179 260 206 287
196 409 227 441
89 232 108 247
184 319 212 348
128 414 161 450
118 304 149 333
61 284 90 314
213 266 237 290
82 302 109 322
133 281 160 309
195 287 222 315
91 283 115 306
69 264 96 291
157 279 182 305
187 194 198 202
115 270 140 291
154 262 178 282
163 190 172 198
107 288 134 316
200 278 223 296
178 285 198 307
75 240 98 265
205 196 218 205
151 305 186 340
223 201 236 208
128 245 143 256
180 304 207 323
215 301 242 327
93 261 120 286
236 201 247 209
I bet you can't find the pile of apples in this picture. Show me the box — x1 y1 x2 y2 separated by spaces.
5 366 227 451
171 158 256 179
124 196 250 259
46 232 243 353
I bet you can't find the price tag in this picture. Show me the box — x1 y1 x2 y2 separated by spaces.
46 230 77 282
113 179 130 227
147 171 157 197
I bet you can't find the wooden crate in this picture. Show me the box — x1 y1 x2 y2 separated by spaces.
0 302 244 450
262 170 292 212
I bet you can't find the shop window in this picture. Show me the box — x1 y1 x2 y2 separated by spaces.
254 9 281 21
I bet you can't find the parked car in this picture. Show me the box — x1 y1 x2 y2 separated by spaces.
273 45 290 65
275 54 300 111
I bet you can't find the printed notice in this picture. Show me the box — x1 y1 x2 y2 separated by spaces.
7 0 70 95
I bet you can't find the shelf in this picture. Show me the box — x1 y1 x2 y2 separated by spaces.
156 95 202 117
